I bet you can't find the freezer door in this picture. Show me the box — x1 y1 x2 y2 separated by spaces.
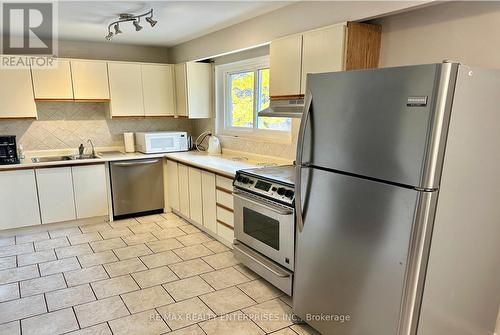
298 63 457 189
293 167 434 335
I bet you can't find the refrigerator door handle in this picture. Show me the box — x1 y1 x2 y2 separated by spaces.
295 165 305 232
296 91 313 166
295 91 312 233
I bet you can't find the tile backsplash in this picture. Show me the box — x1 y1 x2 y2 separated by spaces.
0 102 193 151
192 118 300 160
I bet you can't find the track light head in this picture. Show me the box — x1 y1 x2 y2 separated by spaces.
105 31 113 41
114 23 122 35
133 19 143 31
146 16 157 27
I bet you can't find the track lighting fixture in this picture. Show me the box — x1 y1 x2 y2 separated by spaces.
105 9 157 41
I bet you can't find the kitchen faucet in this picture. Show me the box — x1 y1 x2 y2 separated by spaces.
87 139 96 158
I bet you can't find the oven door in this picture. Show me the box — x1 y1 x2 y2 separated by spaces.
145 134 180 153
233 190 295 270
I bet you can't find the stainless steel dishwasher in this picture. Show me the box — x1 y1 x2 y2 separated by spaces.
110 158 164 219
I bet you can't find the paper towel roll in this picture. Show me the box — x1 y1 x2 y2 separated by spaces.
124 132 135 153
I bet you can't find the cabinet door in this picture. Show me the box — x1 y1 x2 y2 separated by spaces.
142 64 175 117
178 164 190 217
32 59 73 99
188 167 203 225
269 34 303 97
201 171 217 233
36 167 76 224
186 62 213 118
71 60 110 100
166 160 180 211
72 164 108 219
0 169 41 230
108 62 145 117
174 63 188 117
301 24 346 94
0 68 37 118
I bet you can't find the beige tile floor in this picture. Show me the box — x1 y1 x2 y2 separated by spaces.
0 213 320 335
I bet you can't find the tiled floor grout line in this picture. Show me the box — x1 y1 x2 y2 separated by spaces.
70 306 82 331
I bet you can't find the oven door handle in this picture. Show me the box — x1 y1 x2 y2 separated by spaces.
233 191 294 216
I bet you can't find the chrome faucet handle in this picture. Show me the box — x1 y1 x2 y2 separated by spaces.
78 144 85 157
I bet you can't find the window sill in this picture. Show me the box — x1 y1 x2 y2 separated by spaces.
218 133 293 145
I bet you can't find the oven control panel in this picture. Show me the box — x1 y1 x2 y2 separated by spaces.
234 173 294 206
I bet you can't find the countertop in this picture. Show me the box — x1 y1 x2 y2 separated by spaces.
164 150 291 177
0 149 292 177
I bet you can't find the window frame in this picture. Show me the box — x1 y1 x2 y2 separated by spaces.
215 56 292 142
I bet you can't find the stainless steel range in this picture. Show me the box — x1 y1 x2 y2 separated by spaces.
232 165 295 295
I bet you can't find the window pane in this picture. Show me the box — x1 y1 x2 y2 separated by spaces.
257 68 292 131
229 71 254 128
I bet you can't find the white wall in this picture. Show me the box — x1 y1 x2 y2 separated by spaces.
58 39 169 63
372 1 500 69
168 1 428 63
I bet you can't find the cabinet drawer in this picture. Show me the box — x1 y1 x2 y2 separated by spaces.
216 175 233 191
216 206 234 227
216 190 233 210
217 221 234 244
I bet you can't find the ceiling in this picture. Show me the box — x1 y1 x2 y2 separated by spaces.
53 1 291 47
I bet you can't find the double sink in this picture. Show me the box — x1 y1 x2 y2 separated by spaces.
31 154 100 163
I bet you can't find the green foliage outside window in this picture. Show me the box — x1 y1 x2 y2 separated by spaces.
229 68 291 131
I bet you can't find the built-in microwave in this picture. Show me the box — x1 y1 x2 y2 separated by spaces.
135 131 189 154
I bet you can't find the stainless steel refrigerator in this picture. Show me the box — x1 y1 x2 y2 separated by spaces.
293 62 500 335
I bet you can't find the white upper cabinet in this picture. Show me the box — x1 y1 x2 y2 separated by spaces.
0 169 41 230
0 67 37 118
269 34 303 97
174 63 188 117
174 62 213 118
269 22 381 97
301 24 346 94
142 64 175 117
108 62 145 117
71 60 110 100
32 59 74 99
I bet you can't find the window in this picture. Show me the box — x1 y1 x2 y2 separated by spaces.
216 56 291 140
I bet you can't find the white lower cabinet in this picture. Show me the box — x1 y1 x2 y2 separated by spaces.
178 164 190 218
201 171 217 233
72 164 108 219
166 160 180 211
165 160 235 244
36 167 76 224
0 169 41 230
188 167 203 225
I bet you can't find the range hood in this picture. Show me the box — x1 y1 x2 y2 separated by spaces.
258 97 304 118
